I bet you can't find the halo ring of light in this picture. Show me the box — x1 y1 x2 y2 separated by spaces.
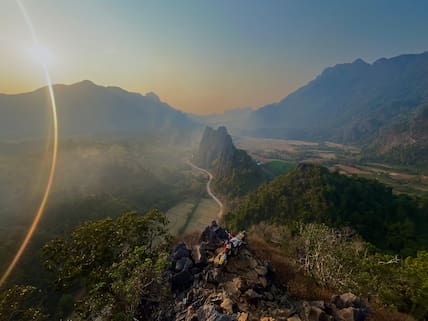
0 0 59 287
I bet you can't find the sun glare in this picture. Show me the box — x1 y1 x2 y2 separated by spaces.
28 44 54 65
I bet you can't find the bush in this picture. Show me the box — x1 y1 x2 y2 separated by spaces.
43 209 172 321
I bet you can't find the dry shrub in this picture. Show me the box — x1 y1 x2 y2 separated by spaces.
248 234 333 301
367 303 416 321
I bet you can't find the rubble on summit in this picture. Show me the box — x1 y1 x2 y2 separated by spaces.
166 222 368 321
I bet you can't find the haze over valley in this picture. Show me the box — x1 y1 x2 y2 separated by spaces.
1 1 428 321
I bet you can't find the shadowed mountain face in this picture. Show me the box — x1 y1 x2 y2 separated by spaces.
194 126 265 196
249 52 428 143
365 103 428 165
0 80 197 141
194 126 235 170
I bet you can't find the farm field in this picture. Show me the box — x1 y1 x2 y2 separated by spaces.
166 197 218 236
235 135 428 196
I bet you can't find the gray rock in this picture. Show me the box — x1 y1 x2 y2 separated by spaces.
185 306 199 321
335 307 366 321
255 264 268 276
173 242 191 260
197 304 235 321
220 297 235 314
310 301 325 310
332 293 365 309
244 288 262 300
190 266 202 275
308 306 331 321
176 257 194 272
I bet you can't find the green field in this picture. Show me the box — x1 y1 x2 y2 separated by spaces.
262 160 296 176
165 198 218 236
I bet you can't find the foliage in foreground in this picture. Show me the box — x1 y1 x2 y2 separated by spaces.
42 209 171 321
250 223 428 320
0 285 47 321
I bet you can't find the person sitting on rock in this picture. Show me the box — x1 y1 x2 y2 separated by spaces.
230 237 239 247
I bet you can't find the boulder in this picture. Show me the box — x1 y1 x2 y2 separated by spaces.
310 301 325 311
259 276 268 288
173 242 191 260
244 288 263 300
335 307 366 321
190 266 202 275
224 278 244 296
172 269 194 290
238 312 249 321
332 293 365 309
232 277 244 291
197 304 234 321
220 297 234 314
176 257 194 272
308 306 330 321
255 264 268 277
206 268 222 284
185 306 199 321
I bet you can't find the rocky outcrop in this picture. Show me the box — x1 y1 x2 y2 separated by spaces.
167 226 368 321
193 126 266 196
194 126 235 170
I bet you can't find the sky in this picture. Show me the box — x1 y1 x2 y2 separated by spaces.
1 0 428 114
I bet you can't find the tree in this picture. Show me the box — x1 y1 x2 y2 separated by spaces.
0 285 47 321
404 251 428 319
43 209 171 321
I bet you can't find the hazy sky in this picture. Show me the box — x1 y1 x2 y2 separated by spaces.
1 0 428 114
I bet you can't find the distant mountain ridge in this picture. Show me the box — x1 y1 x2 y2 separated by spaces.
0 80 198 141
194 126 265 196
196 51 428 165
249 51 428 143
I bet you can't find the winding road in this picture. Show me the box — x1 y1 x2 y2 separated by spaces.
188 161 224 219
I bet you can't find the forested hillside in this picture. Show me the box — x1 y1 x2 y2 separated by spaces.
364 103 428 165
225 163 428 255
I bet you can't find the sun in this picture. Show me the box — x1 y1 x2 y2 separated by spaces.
28 44 54 66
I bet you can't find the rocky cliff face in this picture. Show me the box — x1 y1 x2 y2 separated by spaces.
193 126 266 196
194 126 235 170
167 227 368 321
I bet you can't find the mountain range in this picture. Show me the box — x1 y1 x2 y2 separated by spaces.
2 51 428 164
0 80 197 141
199 51 428 164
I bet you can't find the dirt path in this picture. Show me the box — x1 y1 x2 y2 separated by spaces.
188 161 224 219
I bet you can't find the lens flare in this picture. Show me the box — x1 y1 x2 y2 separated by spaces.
0 0 59 288
29 44 54 66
